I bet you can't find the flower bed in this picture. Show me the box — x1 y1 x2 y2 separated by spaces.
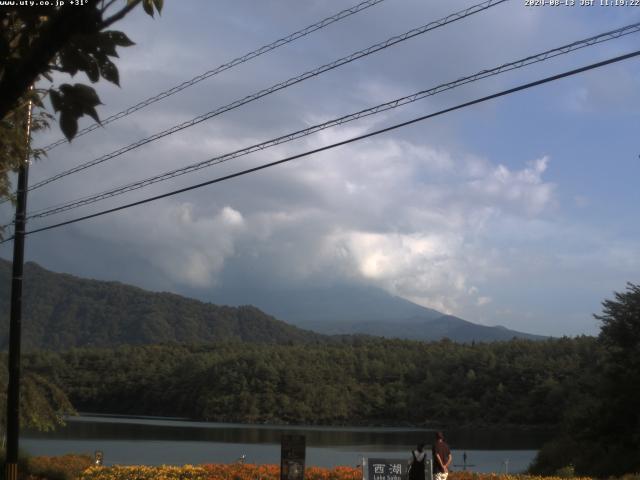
27 455 640 480
78 464 209 480
46 462 635 480
24 454 94 480
448 474 593 480
78 464 361 480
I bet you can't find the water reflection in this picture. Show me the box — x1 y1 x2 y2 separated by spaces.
21 415 549 472
26 415 550 449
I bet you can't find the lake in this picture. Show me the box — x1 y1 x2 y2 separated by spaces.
21 415 550 473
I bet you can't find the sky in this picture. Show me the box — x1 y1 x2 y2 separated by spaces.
2 0 639 336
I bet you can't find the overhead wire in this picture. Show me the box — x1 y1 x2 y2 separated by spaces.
38 0 390 153
1 49 637 243
20 21 640 222
26 0 508 193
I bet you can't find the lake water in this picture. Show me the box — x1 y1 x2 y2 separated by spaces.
21 415 549 473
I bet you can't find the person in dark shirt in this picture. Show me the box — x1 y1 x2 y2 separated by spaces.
409 443 427 480
432 431 452 480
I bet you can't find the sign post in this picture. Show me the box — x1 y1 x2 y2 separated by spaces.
425 458 433 480
363 458 409 480
280 434 305 480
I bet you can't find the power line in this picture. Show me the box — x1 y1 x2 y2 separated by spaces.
27 0 508 192
21 21 640 222
3 49 637 243
38 0 389 153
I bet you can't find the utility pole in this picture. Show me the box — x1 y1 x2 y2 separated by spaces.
5 89 33 480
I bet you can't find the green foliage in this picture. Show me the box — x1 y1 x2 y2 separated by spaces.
531 283 640 477
0 0 162 201
597 282 640 357
0 363 76 434
0 260 327 350
554 465 575 478
49 84 102 141
20 336 598 428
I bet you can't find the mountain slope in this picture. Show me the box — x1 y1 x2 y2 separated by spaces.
208 283 444 324
299 315 545 342
0 259 324 350
207 283 546 342
0 259 545 348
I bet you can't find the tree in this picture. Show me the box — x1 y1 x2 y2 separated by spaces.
530 283 640 477
0 367 76 442
0 0 163 200
589 282 640 476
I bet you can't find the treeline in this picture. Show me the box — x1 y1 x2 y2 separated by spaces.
22 336 597 427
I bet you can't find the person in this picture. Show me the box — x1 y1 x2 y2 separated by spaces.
432 432 452 480
409 443 427 480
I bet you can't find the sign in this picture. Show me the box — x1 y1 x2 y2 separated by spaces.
364 458 409 480
280 434 305 480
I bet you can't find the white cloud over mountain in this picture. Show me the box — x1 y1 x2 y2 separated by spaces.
2 0 637 337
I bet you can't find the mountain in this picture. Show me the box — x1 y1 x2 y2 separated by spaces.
0 259 545 349
206 283 546 342
297 315 546 342
0 259 325 350
207 283 444 324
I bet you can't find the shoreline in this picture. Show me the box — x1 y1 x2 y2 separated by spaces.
72 412 556 432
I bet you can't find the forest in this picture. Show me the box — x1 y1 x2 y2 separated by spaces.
20 336 595 426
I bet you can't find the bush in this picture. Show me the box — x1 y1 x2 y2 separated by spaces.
554 465 575 478
25 454 93 480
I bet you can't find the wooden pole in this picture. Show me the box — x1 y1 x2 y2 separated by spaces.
5 88 33 480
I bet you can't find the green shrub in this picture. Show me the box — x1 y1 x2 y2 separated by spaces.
555 465 576 478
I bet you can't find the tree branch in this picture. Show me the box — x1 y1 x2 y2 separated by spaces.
100 0 120 16
101 0 142 29
0 1 102 121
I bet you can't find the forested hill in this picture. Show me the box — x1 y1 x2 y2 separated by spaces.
0 259 325 350
21 336 598 427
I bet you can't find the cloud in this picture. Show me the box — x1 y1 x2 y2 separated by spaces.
320 229 472 314
80 202 246 288
12 0 637 338
51 128 558 318
144 134 555 315
466 156 555 216
477 296 492 306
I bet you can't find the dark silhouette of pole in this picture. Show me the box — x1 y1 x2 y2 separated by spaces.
454 451 475 471
5 90 33 480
